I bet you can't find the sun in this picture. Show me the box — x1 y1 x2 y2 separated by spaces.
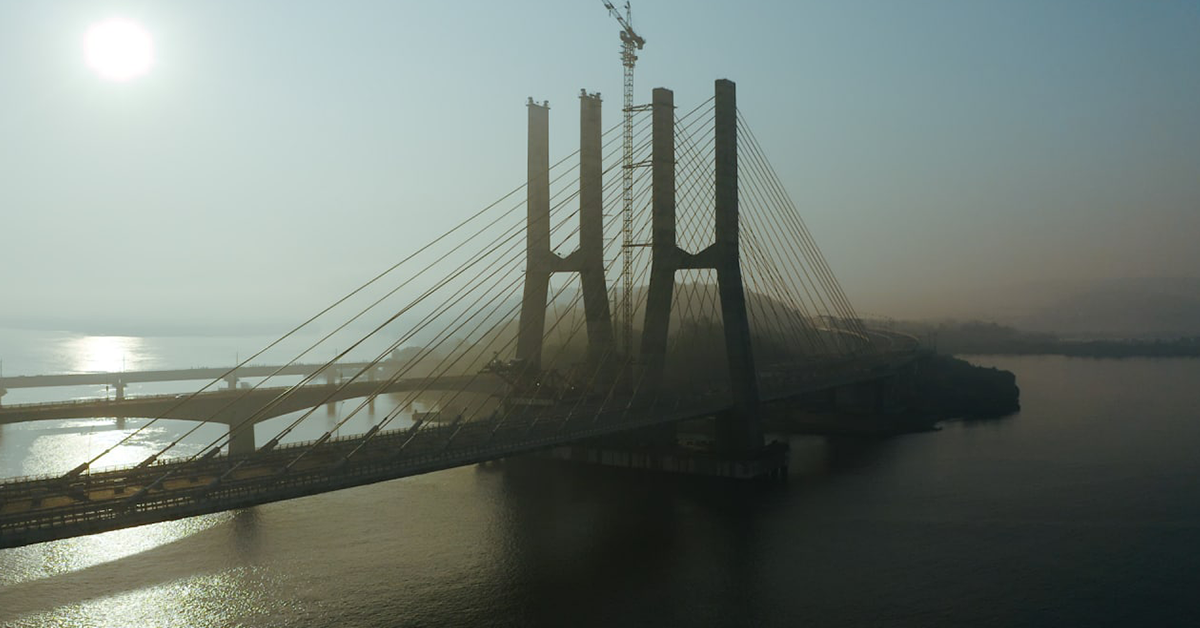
83 18 154 81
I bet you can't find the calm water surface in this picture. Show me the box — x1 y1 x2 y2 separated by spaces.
1 334 1198 627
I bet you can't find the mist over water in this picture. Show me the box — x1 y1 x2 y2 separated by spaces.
2 334 1199 626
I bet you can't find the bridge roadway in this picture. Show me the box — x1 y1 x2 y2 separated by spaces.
0 362 384 390
0 351 917 549
0 374 507 455
0 375 505 423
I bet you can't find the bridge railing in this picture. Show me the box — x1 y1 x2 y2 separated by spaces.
1 397 132 410
0 458 162 488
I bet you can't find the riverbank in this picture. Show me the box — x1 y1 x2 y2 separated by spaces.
912 354 1021 419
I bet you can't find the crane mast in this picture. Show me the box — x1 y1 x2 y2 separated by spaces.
600 0 645 365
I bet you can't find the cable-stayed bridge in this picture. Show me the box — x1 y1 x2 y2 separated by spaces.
0 80 919 549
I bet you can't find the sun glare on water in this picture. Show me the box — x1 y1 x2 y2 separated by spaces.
83 18 154 81
69 335 146 373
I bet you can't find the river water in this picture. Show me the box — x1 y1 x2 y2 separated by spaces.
1 330 1198 627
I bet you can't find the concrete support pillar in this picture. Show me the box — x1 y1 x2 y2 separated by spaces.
636 80 761 453
229 424 255 456
639 87 677 393
514 94 615 377
325 370 338 412
114 381 126 401
712 79 763 453
579 91 616 370
368 368 379 411
224 375 239 390
516 99 553 371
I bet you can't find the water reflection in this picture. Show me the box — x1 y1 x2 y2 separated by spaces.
9 419 226 477
231 509 262 560
0 511 242 626
66 335 156 373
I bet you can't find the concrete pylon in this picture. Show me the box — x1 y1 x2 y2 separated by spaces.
639 79 763 454
516 99 553 370
229 424 255 456
515 94 614 375
639 87 678 393
577 91 616 369
711 79 762 452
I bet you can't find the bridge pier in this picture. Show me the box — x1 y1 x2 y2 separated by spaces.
366 367 379 410
323 372 339 412
224 375 239 390
229 423 256 456
113 380 126 401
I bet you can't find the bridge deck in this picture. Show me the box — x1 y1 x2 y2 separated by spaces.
0 397 731 549
0 352 917 549
0 362 383 390
0 375 504 426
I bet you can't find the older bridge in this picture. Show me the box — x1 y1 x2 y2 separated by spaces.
0 374 507 455
0 361 387 403
0 80 919 549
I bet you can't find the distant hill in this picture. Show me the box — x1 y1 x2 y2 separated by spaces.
1015 277 1200 338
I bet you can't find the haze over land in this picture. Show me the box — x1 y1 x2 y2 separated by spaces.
896 276 1200 338
1 1 1197 337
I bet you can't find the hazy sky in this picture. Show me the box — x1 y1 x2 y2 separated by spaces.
2 0 1198 332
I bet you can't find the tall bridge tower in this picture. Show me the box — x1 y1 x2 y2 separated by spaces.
516 79 764 456
516 92 615 374
640 79 762 454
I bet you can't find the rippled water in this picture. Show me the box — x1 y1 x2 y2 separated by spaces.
2 334 1199 627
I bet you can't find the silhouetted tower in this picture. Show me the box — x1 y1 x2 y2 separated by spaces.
515 93 615 373
640 79 763 453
